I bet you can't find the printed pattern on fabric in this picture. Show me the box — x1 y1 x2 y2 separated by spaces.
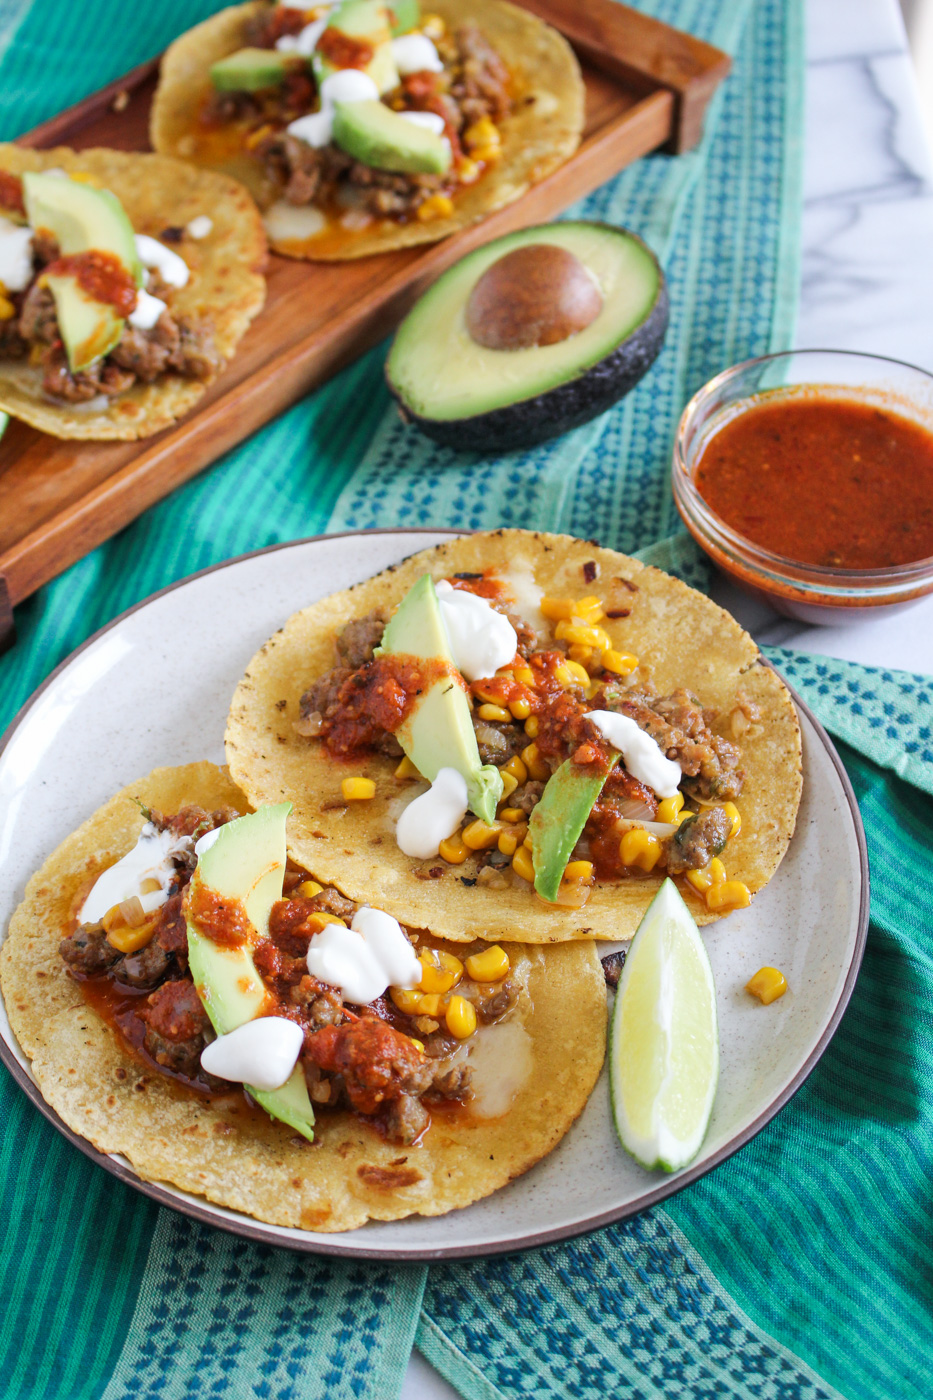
98 1210 425 1400
419 1210 846 1400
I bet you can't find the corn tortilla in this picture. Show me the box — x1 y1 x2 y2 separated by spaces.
1 761 606 1231
226 530 803 943
150 0 584 261
0 145 266 440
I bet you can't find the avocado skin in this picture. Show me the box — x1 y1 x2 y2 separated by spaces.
391 284 668 454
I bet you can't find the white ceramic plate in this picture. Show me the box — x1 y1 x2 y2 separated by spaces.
0 530 868 1260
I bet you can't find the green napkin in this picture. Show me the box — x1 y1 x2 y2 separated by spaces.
6 3 922 1400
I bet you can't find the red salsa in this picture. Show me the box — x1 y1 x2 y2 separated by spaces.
0 170 25 217
694 393 933 569
43 250 138 317
323 652 458 756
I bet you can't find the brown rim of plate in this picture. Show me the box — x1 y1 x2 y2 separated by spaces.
0 528 870 1261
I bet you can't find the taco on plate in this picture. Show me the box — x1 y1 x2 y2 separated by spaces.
0 761 605 1231
226 530 803 944
0 145 266 439
150 0 583 260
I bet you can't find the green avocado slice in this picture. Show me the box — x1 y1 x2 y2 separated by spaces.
529 756 618 902
210 47 294 92
332 100 451 175
186 803 315 1142
377 573 502 824
389 0 420 35
386 222 669 453
313 0 399 95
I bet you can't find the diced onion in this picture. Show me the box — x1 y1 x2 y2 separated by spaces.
294 711 323 737
613 818 680 839
473 723 509 753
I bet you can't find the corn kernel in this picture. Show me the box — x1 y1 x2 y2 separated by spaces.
554 620 612 650
509 696 532 720
521 742 550 782
503 755 527 785
0 295 15 321
657 793 685 825
473 683 502 704
307 912 347 931
463 819 501 850
554 665 574 687
709 857 727 886
565 660 591 686
391 987 423 1014
106 917 159 954
342 777 375 800
619 828 662 872
563 860 594 884
707 880 752 912
463 117 500 151
410 1038 425 1053
511 844 535 882
418 949 463 994
394 755 420 779
524 716 539 739
499 807 525 823
686 867 713 894
464 945 510 982
417 193 454 222
457 157 481 184
497 770 519 802
438 833 468 864
245 122 275 150
575 597 606 623
478 702 511 722
602 649 639 676
421 12 445 39
295 879 323 898
418 992 446 1017
513 666 534 686
541 596 575 621
723 801 742 840
498 828 521 857
446 994 477 1039
746 966 787 1004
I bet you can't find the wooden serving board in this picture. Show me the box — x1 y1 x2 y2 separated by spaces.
0 0 729 650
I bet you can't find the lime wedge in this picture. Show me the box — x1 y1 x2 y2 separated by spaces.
609 878 719 1172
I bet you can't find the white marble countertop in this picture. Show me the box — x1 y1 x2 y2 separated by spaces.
405 2 933 1394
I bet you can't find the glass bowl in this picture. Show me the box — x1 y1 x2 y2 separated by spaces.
672 349 933 624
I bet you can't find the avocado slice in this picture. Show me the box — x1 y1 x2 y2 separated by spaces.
332 99 451 175
186 804 315 1142
386 222 669 453
377 573 502 823
313 0 399 95
389 0 420 35
23 172 141 283
210 46 294 92
529 757 617 902
43 273 125 372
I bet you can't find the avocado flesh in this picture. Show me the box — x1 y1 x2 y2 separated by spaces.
389 0 420 35
386 223 669 452
530 757 617 902
210 47 293 92
313 0 399 95
377 573 503 824
44 273 124 372
23 172 141 283
332 100 450 175
186 803 315 1142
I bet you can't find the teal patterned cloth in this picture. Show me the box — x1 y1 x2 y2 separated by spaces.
4 3 932 1400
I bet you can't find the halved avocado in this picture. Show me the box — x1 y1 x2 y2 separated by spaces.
385 223 669 453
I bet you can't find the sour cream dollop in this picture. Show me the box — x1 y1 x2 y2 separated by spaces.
200 1017 304 1091
135 234 189 289
287 69 380 148
391 33 444 75
435 580 517 682
186 215 213 239
79 822 193 924
276 15 330 55
0 218 35 293
307 905 420 1004
396 767 469 859
128 287 167 330
399 110 446 136
586 711 682 798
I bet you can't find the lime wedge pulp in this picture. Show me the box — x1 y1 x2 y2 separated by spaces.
609 879 719 1173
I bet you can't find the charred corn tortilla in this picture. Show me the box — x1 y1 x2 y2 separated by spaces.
0 145 266 440
226 531 803 943
150 0 584 261
1 761 606 1232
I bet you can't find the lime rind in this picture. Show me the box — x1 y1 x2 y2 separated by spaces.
609 879 719 1173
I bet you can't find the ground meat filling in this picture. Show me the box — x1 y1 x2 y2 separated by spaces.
598 684 745 801
58 821 518 1144
666 807 731 874
0 202 222 402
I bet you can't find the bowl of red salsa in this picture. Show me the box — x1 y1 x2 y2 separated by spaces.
672 349 933 623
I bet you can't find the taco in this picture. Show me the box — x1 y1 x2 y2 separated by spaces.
0 145 266 440
226 530 803 944
0 761 605 1231
150 0 584 260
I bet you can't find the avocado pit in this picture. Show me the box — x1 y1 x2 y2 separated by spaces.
465 243 603 351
